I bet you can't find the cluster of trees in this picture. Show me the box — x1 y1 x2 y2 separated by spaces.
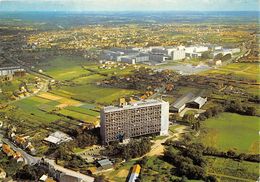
0 151 23 177
102 138 151 160
181 106 224 129
14 164 48 181
198 106 224 121
165 140 260 163
224 100 257 116
163 142 216 181
67 128 100 149
44 142 88 169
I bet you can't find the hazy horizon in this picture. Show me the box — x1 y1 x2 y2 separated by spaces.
0 0 259 12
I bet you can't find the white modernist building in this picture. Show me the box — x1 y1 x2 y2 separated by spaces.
151 46 186 61
100 99 169 144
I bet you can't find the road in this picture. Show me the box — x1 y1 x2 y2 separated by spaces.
0 134 39 165
2 55 50 105
45 159 95 182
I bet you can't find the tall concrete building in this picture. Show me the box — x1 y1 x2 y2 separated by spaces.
100 99 169 144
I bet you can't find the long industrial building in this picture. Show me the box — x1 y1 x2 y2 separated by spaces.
100 99 169 144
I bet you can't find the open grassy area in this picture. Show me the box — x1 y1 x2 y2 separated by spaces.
37 56 92 81
51 84 138 105
200 63 260 83
198 112 260 154
13 97 61 123
206 156 259 181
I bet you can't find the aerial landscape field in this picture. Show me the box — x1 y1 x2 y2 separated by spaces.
0 0 259 182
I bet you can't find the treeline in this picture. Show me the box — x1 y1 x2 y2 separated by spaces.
248 95 260 104
165 140 260 163
203 146 260 163
102 138 151 160
196 100 256 123
223 100 257 116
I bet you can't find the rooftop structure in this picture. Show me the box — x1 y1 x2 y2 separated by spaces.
44 131 72 145
171 93 207 113
171 93 195 113
0 66 25 77
101 99 169 144
187 97 207 109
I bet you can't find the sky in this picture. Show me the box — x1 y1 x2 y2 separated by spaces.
0 0 259 11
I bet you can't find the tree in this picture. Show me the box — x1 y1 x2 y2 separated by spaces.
183 113 195 124
205 175 218 182
245 106 256 116
226 150 236 158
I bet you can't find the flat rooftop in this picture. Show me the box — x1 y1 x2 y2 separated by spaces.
103 99 166 113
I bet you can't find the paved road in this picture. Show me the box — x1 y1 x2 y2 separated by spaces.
45 159 95 182
0 135 39 165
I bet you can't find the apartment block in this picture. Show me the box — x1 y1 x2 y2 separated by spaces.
100 99 169 144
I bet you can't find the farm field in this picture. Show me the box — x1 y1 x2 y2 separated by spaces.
37 56 136 81
51 84 138 105
198 112 260 154
37 56 93 81
13 97 62 123
200 63 260 83
206 156 259 181
12 91 100 126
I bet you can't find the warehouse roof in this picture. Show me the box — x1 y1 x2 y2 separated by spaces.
188 96 207 106
172 93 194 109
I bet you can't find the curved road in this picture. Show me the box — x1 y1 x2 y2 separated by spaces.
0 135 39 165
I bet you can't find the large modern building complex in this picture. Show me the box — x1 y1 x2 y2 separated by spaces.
100 99 169 144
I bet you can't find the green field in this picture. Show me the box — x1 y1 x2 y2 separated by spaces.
51 84 138 105
66 106 99 117
13 97 62 123
200 63 260 83
206 156 259 181
199 112 260 154
37 56 93 80
56 109 98 124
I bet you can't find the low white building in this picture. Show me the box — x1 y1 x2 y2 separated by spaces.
44 131 73 145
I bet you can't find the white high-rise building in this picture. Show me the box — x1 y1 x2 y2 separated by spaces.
100 99 169 144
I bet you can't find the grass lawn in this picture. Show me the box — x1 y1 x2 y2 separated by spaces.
169 125 182 133
199 112 260 154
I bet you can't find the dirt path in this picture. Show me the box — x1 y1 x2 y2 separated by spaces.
146 125 188 156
